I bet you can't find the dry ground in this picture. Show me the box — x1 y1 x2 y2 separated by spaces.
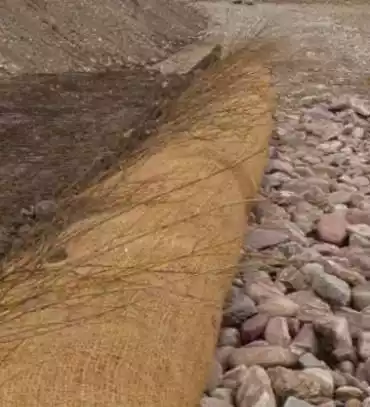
0 0 206 253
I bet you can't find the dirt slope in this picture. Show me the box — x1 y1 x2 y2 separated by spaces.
0 0 206 77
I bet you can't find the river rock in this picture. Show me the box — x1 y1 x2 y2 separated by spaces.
222 295 257 326
268 366 333 403
240 314 269 344
316 211 348 246
229 346 299 369
352 283 370 311
235 365 277 407
311 268 351 306
264 317 291 346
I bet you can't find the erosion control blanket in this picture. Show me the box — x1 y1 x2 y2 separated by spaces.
0 47 274 407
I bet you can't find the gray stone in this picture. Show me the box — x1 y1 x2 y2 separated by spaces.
352 284 370 311
210 388 233 405
299 353 328 369
311 268 351 306
240 314 269 345
218 328 241 347
245 228 290 251
288 291 332 323
257 296 300 317
268 366 334 402
229 346 299 369
278 266 310 291
349 98 370 117
356 331 370 360
328 191 353 205
304 368 334 396
222 365 248 390
201 396 234 407
236 365 276 407
34 199 58 221
335 386 365 401
313 316 354 362
316 211 348 246
264 317 291 347
291 324 319 355
284 397 315 407
223 295 257 326
321 259 366 286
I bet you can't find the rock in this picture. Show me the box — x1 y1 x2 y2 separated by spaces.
257 296 300 317
278 266 310 291
328 191 353 205
222 295 257 326
311 268 351 306
235 365 276 407
284 397 315 407
348 224 370 240
313 316 354 362
222 365 248 390
267 366 333 402
299 353 328 369
240 314 269 344
335 386 365 401
316 211 348 246
287 317 301 337
267 159 295 176
355 362 367 382
363 397 370 407
349 98 370 117
346 210 370 226
288 291 332 323
318 401 335 407
352 284 370 311
245 277 284 304
245 228 290 251
332 370 348 387
34 199 58 221
344 399 362 407
218 328 241 347
304 368 334 396
229 346 299 369
201 396 234 407
321 259 366 286
313 243 341 256
210 388 233 405
205 360 223 394
215 346 233 370
338 361 355 375
291 323 319 354
264 317 291 346
357 331 370 360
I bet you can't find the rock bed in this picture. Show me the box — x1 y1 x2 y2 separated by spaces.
201 95 370 407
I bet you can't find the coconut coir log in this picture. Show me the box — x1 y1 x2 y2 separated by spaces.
0 46 275 406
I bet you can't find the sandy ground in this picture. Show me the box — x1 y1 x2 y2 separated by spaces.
197 0 370 111
0 0 206 77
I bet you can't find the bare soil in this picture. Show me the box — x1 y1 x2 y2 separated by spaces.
0 0 206 255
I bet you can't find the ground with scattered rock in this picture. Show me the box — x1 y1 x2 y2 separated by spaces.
202 93 370 407
199 1 370 407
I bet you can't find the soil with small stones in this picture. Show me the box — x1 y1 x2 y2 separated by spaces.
203 94 370 407
200 2 370 407
0 0 206 258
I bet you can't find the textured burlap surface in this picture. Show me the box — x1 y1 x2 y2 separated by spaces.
0 47 274 406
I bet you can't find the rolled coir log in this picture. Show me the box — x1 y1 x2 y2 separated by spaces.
0 45 275 407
